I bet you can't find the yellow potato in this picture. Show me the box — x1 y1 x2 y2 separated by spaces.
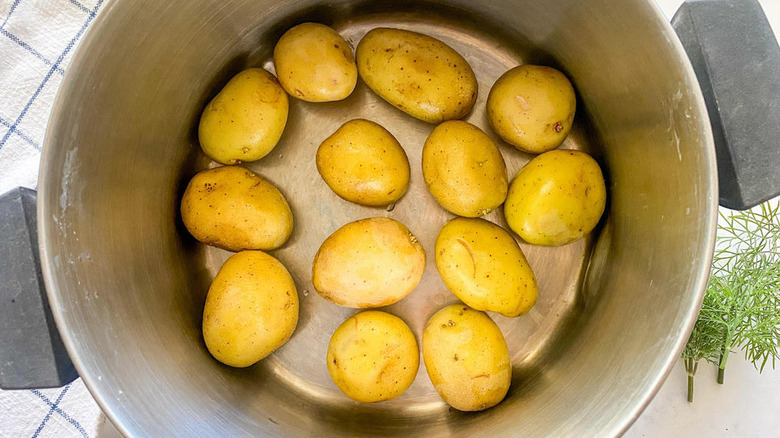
505 149 606 246
487 65 576 154
312 217 426 308
198 68 288 164
202 251 298 368
316 119 410 207
435 218 537 317
180 166 293 252
422 121 508 217
327 311 419 402
422 304 511 411
273 23 357 102
356 28 477 124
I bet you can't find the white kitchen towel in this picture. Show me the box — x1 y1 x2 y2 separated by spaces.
0 381 103 438
0 0 104 194
0 0 105 436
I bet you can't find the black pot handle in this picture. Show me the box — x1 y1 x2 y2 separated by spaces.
0 187 77 389
673 0 780 210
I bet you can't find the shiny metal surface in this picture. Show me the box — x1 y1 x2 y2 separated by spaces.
38 0 717 437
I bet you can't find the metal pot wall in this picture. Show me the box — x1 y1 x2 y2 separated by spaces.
2 0 779 436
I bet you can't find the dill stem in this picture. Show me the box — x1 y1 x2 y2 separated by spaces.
718 349 730 384
688 374 694 402
684 358 698 402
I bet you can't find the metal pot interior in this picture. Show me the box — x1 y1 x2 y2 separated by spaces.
39 0 717 436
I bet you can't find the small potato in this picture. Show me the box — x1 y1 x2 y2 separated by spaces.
327 311 419 402
356 28 477 124
317 119 410 207
202 251 298 368
181 166 293 252
273 23 357 102
312 217 426 308
435 218 537 317
422 121 508 217
422 304 511 411
505 149 606 246
198 68 288 164
487 65 576 154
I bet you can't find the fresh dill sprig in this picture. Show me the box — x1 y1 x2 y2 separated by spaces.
681 293 724 402
681 200 780 401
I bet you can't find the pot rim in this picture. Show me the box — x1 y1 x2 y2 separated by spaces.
37 0 718 436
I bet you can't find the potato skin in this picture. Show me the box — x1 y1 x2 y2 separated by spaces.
273 22 357 102
180 166 293 252
202 251 298 368
316 119 410 207
312 217 426 308
327 311 419 402
435 218 537 317
505 149 606 246
422 121 508 217
198 68 288 164
487 65 576 154
422 304 511 411
356 28 477 124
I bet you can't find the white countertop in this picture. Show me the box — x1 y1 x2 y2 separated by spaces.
627 350 780 437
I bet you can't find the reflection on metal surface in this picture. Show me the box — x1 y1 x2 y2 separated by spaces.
38 0 717 437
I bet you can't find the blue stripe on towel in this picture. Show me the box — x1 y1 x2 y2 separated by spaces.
0 0 23 31
31 388 89 438
67 0 94 17
0 28 65 75
31 384 71 438
0 116 42 150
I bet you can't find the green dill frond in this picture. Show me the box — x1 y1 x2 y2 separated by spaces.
682 292 725 364
681 199 780 400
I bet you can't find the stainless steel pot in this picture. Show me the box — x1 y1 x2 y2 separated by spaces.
5 0 776 436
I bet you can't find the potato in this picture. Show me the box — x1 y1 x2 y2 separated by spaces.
181 166 293 252
327 311 419 402
422 121 508 217
422 304 511 411
356 28 477 124
312 217 426 308
317 119 410 207
505 149 606 246
202 251 298 368
273 23 357 102
198 68 288 164
487 65 576 154
435 218 537 317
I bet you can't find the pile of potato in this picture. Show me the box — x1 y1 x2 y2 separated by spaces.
181 22 607 412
